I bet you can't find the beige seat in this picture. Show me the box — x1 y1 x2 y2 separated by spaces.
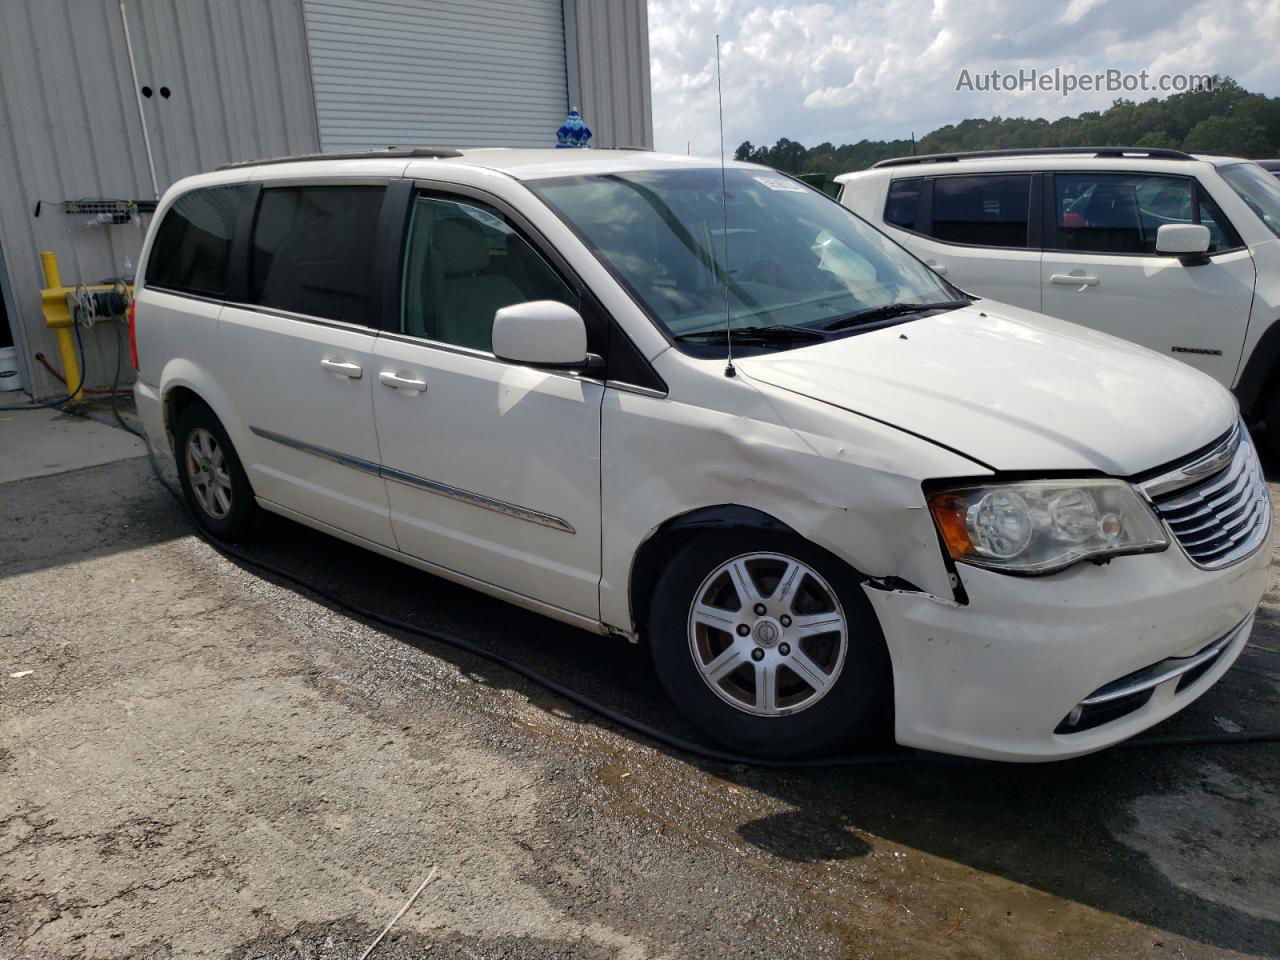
429 217 526 351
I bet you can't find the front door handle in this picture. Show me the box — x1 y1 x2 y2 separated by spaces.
924 260 947 275
321 357 363 379
1050 273 1100 290
379 370 428 396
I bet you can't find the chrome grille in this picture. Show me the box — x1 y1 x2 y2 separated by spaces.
1143 423 1271 569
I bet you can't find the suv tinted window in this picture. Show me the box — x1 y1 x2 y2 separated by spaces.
249 186 384 324
400 194 575 352
884 178 922 228
1053 173 1232 254
146 185 251 297
929 175 1031 247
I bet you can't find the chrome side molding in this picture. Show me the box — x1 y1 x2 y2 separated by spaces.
250 426 382 477
379 465 576 534
249 426 575 535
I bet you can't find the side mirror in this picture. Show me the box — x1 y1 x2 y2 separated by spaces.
492 300 590 369
1156 223 1211 264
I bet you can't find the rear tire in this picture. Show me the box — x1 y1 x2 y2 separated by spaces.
647 531 891 760
173 402 257 541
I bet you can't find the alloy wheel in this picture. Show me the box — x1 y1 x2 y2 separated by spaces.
185 427 233 520
687 552 848 717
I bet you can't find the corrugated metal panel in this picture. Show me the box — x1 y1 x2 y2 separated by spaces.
303 0 570 150
564 0 652 150
0 0 319 400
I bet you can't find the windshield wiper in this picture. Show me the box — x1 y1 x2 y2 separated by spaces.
676 324 829 345
822 299 971 333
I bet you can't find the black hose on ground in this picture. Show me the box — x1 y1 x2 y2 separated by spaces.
136 437 1280 769
109 320 144 440
0 323 88 412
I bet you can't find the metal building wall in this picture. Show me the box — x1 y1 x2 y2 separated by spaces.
564 0 653 150
0 0 319 400
303 0 571 150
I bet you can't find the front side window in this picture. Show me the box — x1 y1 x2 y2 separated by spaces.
928 174 1032 248
1053 173 1232 254
400 195 575 351
248 185 384 324
529 168 955 346
145 184 251 297
1220 162 1280 239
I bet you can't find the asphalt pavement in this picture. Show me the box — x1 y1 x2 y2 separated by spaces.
1 409 1277 958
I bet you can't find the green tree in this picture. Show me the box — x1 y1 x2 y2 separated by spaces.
1182 115 1270 157
743 77 1279 175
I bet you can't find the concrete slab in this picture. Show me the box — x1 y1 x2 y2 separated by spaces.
0 406 146 483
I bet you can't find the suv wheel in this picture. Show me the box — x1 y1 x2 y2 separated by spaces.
173 402 257 541
648 531 891 760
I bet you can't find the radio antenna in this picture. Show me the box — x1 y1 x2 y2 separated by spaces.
716 34 735 378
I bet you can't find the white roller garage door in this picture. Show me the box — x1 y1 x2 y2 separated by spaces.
302 0 570 150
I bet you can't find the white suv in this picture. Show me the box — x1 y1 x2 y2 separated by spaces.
837 148 1280 449
131 147 1270 762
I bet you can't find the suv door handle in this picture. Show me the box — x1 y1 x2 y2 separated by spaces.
379 370 428 395
924 260 947 275
1050 273 1099 288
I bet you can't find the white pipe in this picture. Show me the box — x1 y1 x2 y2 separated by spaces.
119 0 160 200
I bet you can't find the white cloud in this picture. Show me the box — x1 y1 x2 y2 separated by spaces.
646 0 1280 157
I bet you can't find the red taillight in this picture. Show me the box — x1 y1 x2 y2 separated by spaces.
128 299 139 370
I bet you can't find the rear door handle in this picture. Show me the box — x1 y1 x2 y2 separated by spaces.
924 260 947 275
321 357 363 379
1050 273 1099 289
379 370 428 396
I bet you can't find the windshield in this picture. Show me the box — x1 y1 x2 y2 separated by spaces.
529 168 958 346
1220 162 1280 238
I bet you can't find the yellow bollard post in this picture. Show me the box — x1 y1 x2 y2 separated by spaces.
38 251 83 402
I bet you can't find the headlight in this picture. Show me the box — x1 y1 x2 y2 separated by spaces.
927 479 1168 574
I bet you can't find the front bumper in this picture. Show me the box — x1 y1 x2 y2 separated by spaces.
864 533 1270 762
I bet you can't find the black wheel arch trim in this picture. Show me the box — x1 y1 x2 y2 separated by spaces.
1232 316 1280 419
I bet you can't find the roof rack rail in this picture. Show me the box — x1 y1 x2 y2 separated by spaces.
872 146 1195 169
217 146 463 170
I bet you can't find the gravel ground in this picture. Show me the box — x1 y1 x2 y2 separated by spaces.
1 435 1278 959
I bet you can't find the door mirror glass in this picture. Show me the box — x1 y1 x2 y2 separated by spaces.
492 300 588 367
1156 223 1211 257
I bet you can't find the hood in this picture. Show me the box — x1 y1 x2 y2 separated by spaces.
737 302 1237 475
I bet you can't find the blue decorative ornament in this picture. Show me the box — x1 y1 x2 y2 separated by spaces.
556 108 592 148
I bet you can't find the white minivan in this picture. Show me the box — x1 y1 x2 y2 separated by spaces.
132 147 1270 762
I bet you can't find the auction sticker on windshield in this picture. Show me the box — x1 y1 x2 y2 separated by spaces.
754 175 808 192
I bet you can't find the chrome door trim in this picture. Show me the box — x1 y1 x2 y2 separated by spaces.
250 426 382 477
380 465 576 534
250 426 576 534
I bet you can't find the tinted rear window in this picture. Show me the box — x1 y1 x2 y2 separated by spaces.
884 178 922 228
930 174 1032 247
146 185 251 297
249 186 384 324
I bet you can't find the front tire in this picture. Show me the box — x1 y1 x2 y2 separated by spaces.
648 531 891 760
173 402 257 541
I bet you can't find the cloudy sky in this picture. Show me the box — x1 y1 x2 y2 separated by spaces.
647 0 1280 156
